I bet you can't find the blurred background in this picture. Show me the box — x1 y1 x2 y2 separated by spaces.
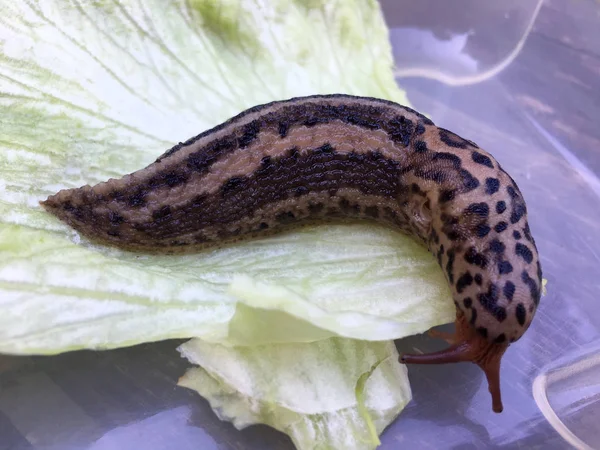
1 0 599 449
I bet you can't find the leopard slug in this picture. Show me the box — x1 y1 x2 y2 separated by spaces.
41 94 542 413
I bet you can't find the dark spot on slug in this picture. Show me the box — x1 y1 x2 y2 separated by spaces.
414 140 428 153
496 201 507 214
308 203 324 214
513 230 522 240
475 223 491 238
278 121 289 138
259 222 269 230
464 247 488 269
339 198 360 214
494 334 506 344
276 211 296 224
463 297 473 308
364 205 379 219
516 303 527 326
387 115 414 147
415 122 426 135
510 203 526 224
465 202 489 217
507 186 518 199
128 190 146 207
477 327 488 338
485 178 500 195
478 283 507 322
315 142 334 154
494 221 508 233
498 261 513 274
411 183 425 196
472 151 494 168
439 189 456 203
515 243 534 264
456 272 473 293
503 281 515 301
489 239 505 253
474 274 483 285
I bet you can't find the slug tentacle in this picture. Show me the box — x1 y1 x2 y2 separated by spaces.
40 94 541 413
400 311 507 413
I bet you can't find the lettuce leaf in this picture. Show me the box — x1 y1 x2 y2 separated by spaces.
178 338 411 450
0 0 454 355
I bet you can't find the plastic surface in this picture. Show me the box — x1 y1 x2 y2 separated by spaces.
1 1 600 448
533 339 600 449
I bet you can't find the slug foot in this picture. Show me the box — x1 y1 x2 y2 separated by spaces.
400 312 508 413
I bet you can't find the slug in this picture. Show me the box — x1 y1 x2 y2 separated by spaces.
41 94 542 413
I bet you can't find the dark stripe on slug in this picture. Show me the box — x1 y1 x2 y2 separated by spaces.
432 152 461 168
238 121 260 147
446 249 456 283
516 303 527 326
460 169 480 192
152 95 432 190
221 176 248 195
470 307 477 325
124 145 406 242
438 128 470 149
522 270 541 306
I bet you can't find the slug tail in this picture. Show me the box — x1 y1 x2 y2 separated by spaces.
400 312 507 413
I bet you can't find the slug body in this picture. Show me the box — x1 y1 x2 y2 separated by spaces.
42 94 542 412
